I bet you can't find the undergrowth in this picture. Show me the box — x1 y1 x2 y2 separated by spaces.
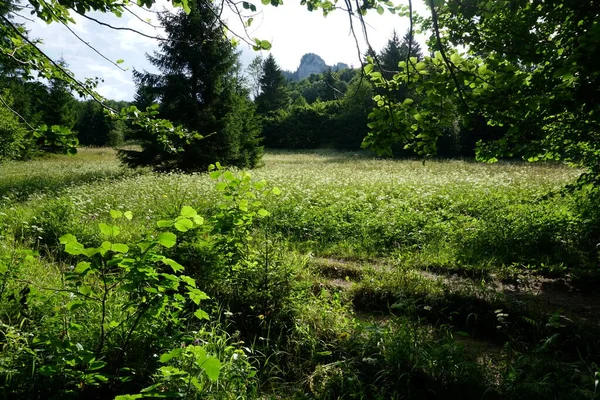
0 149 598 399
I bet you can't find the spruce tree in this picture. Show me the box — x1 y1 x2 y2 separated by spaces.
256 54 289 114
120 0 262 171
380 30 423 77
44 59 76 129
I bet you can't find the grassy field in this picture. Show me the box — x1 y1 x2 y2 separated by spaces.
0 148 598 399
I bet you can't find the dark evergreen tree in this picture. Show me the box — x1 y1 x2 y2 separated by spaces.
380 30 423 78
75 100 127 146
379 30 402 78
322 68 338 101
44 59 76 129
120 0 262 171
256 54 289 114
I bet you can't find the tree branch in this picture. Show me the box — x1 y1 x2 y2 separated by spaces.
428 0 470 109
1 14 113 112
0 93 36 131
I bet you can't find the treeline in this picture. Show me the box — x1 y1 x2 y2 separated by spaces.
251 30 506 158
0 73 130 154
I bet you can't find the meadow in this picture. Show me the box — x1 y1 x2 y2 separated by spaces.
0 148 598 399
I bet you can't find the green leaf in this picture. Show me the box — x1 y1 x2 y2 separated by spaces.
257 209 270 217
179 0 191 13
193 215 204 225
157 220 173 228
163 258 184 272
157 232 177 248
124 211 133 220
59 234 77 244
65 241 86 256
159 348 183 363
223 170 236 181
66 300 84 311
180 205 197 217
110 210 123 219
74 262 91 274
181 275 196 287
189 288 210 305
99 223 120 237
194 309 210 320
201 357 221 381
116 59 124 64
111 243 129 253
364 63 374 74
174 218 194 232
260 40 272 50
377 5 384 14
272 187 281 195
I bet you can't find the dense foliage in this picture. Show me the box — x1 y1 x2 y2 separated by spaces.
119 0 262 172
364 1 600 183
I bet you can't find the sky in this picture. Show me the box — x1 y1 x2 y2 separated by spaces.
23 0 429 101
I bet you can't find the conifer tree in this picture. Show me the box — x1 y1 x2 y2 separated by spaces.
256 54 289 114
44 59 76 129
120 0 261 171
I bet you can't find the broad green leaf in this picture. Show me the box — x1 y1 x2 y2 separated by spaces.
272 187 281 195
163 258 184 272
257 209 270 217
116 59 124 64
157 232 177 248
157 220 173 228
111 243 129 253
189 288 210 305
174 218 194 232
223 170 236 181
60 234 77 244
193 215 204 225
159 348 183 363
201 357 221 381
66 300 84 311
194 309 210 320
180 205 197 217
377 5 384 14
110 210 123 219
181 275 196 287
74 262 91 274
65 241 86 256
99 223 120 237
124 211 133 220
260 40 272 50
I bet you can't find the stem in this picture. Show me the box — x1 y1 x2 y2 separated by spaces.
95 260 109 357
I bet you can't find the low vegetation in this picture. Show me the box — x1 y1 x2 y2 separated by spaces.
0 148 598 399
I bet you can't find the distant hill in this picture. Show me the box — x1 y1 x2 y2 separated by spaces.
283 53 350 81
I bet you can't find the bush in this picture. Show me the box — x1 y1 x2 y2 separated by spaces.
0 91 32 162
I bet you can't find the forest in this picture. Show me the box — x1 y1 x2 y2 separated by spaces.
0 0 599 398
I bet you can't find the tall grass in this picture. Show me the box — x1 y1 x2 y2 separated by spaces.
0 148 598 399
